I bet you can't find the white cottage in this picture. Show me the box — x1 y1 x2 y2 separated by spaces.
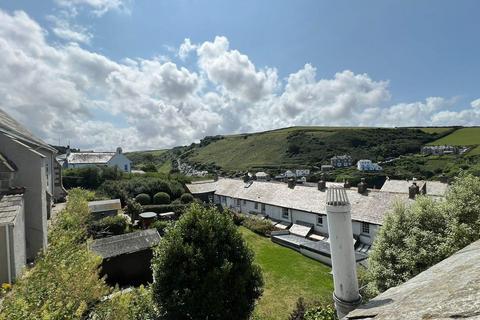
63 147 132 172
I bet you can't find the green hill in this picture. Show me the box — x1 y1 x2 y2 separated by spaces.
428 127 480 156
184 127 441 171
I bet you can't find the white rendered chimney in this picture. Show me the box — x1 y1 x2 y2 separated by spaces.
326 187 361 319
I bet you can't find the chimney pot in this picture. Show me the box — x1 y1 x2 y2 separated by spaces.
357 178 367 194
287 178 296 189
318 174 326 191
344 180 351 188
409 181 420 199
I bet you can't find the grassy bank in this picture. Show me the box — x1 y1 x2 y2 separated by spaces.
240 227 333 320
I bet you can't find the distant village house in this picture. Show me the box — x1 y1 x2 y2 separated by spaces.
357 159 382 171
59 147 132 172
330 155 353 168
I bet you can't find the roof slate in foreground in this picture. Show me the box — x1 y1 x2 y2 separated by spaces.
346 239 480 320
0 194 23 225
0 108 55 152
90 229 161 259
189 179 425 225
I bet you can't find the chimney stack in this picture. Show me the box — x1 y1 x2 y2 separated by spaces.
409 179 420 199
116 146 123 154
357 178 367 194
318 174 326 191
326 187 362 319
344 180 351 189
243 172 250 183
287 177 296 189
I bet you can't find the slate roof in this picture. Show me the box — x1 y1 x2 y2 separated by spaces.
0 108 55 152
90 229 161 259
88 199 122 213
186 180 218 194
0 194 23 225
195 179 423 225
67 152 116 164
346 239 480 319
380 179 448 197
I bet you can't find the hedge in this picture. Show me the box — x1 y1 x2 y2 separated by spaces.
0 189 109 320
153 192 171 204
88 215 128 238
135 193 151 205
142 204 188 215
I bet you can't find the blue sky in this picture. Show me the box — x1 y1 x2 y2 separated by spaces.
0 0 479 150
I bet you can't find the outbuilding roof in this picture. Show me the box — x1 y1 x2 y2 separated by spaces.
0 194 24 225
88 199 122 213
185 180 218 194
90 229 161 259
209 179 419 225
67 152 116 164
380 179 448 196
346 239 480 319
0 108 56 152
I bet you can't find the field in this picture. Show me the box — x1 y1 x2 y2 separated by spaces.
417 127 453 134
429 128 480 146
240 227 333 320
187 127 437 171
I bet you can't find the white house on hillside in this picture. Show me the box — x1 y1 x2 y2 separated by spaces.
61 147 132 172
0 108 66 284
357 159 382 171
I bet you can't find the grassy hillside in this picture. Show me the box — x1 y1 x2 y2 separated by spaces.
429 127 480 145
186 127 439 171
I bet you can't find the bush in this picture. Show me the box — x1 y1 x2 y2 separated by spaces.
153 192 171 204
142 204 188 215
89 215 128 238
0 189 109 320
98 177 184 201
241 216 278 236
63 167 123 190
88 285 160 320
125 199 143 220
289 298 337 320
152 204 263 320
180 193 194 204
135 193 151 205
150 220 173 236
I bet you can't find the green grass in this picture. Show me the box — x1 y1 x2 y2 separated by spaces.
240 227 333 320
429 128 480 145
468 146 480 156
417 127 453 134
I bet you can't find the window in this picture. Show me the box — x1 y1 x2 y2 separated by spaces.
362 222 370 234
254 202 258 209
124 164 128 171
282 208 289 219
236 199 241 206
317 216 323 226
243 199 246 205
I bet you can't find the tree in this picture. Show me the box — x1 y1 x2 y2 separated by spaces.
152 204 263 320
366 174 480 294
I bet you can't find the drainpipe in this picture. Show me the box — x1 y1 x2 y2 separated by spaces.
5 224 12 283
326 187 361 319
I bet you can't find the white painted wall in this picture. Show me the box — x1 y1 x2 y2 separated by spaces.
108 153 132 172
0 134 47 260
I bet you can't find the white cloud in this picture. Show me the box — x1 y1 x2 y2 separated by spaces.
47 15 92 44
197 36 278 102
0 9 479 152
54 0 130 16
178 38 196 60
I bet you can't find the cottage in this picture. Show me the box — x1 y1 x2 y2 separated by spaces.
0 108 67 283
61 147 132 172
380 178 448 197
421 145 458 155
330 155 353 168
357 159 382 171
90 229 161 287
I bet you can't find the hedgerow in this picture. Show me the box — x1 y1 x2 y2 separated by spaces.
0 189 109 320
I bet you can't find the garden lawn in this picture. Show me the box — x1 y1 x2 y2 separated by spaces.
240 227 333 320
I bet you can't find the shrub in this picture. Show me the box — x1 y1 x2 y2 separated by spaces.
153 192 171 204
180 193 194 204
0 189 109 320
152 204 263 320
150 220 173 236
89 285 160 320
125 199 143 220
142 204 188 215
135 193 151 205
89 215 128 238
241 216 278 236
289 298 337 320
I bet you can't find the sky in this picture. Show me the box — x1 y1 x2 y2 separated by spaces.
0 0 479 151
